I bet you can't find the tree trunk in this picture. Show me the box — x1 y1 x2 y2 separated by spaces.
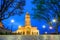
55 25 58 34
55 21 60 34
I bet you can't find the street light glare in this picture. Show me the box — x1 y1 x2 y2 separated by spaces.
45 32 47 34
18 25 21 28
52 19 56 22
42 25 46 28
49 26 53 29
11 19 14 23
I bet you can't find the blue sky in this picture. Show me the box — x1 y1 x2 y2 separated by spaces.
2 0 60 34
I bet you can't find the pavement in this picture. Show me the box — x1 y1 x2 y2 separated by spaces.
0 35 60 40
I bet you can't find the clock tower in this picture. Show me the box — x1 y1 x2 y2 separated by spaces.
13 12 39 35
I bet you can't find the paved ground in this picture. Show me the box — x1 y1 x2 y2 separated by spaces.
0 35 60 40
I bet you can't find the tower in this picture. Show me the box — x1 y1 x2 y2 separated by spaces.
25 12 31 27
13 12 39 35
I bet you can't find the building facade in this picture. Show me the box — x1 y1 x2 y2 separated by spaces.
13 12 39 35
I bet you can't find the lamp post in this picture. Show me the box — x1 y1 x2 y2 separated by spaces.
52 19 56 23
11 19 15 32
51 19 58 34
49 26 53 34
42 25 46 29
49 26 53 30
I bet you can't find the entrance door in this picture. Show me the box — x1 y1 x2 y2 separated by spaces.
27 31 30 35
26 27 31 35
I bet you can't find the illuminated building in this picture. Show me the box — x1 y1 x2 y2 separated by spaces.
13 12 39 35
0 22 3 28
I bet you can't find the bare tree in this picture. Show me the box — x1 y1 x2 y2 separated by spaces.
32 0 60 34
0 0 25 28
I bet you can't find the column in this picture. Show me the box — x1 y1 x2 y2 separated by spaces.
25 31 26 35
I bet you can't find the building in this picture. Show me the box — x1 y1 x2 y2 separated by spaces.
13 12 39 35
0 22 11 34
0 22 3 28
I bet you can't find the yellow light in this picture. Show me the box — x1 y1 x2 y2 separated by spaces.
18 25 21 28
52 19 56 22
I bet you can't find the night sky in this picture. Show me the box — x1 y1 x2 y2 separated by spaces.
1 0 60 34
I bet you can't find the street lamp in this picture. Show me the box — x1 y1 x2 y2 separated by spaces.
11 19 14 23
42 25 46 28
52 19 56 23
11 19 15 32
18 25 21 28
49 26 53 29
45 32 47 34
52 19 58 34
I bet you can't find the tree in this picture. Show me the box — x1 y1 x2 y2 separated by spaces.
0 0 25 30
32 0 60 34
